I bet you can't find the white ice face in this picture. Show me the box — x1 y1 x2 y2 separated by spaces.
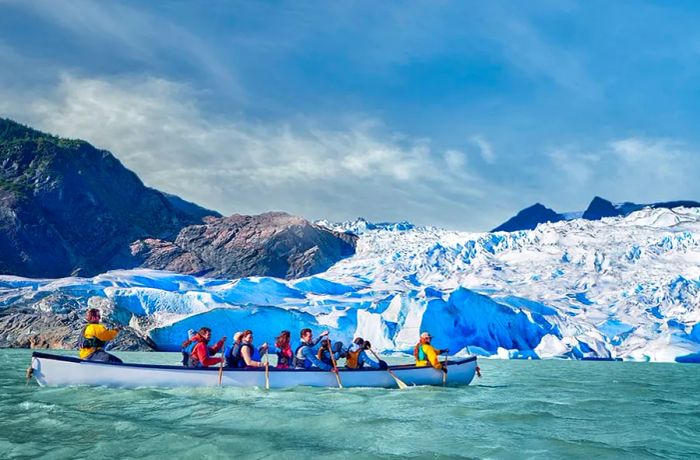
2 206 699 362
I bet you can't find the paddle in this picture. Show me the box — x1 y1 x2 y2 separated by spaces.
442 352 448 387
264 350 270 390
218 338 226 387
368 348 408 390
326 338 343 389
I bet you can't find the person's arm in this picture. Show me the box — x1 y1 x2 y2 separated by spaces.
193 342 221 367
241 345 263 367
208 338 226 354
94 324 119 341
424 345 442 369
359 350 381 369
302 346 331 370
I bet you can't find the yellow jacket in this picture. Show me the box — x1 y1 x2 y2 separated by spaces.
415 343 443 369
79 323 119 359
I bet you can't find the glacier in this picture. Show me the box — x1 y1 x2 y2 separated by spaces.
1 206 699 362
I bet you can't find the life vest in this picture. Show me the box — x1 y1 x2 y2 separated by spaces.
345 349 363 369
276 345 292 368
226 343 252 368
413 343 427 362
78 325 107 351
225 342 240 368
293 342 311 368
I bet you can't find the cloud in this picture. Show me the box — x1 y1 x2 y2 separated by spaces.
6 0 242 96
546 137 698 205
0 75 503 229
469 135 495 163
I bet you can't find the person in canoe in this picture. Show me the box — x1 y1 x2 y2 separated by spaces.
293 328 336 371
414 331 448 370
188 327 226 368
79 308 122 363
316 338 344 367
229 329 268 368
345 338 385 369
180 329 198 366
271 330 293 369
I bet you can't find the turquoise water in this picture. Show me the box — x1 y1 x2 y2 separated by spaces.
1 350 699 459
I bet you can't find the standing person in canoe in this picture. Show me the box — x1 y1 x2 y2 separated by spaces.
345 338 385 369
271 330 293 369
233 330 269 368
188 327 226 368
414 332 448 370
79 308 122 363
293 328 336 371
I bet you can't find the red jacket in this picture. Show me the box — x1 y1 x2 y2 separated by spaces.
191 337 225 367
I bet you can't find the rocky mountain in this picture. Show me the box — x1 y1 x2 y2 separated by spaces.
0 118 220 278
0 119 357 280
493 196 700 232
128 212 358 279
492 203 563 232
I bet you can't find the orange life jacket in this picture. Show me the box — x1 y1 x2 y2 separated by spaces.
345 349 362 369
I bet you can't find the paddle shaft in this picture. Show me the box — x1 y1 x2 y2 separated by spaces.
264 350 270 390
442 352 448 386
326 337 343 388
368 348 408 390
218 339 226 387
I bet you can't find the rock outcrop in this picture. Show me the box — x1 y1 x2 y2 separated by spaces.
130 212 358 279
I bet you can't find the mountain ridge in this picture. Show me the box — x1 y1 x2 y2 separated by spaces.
0 118 355 279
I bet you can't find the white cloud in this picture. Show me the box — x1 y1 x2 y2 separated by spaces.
1 75 502 229
469 135 495 163
546 137 698 205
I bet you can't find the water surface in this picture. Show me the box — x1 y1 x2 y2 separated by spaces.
1 350 698 459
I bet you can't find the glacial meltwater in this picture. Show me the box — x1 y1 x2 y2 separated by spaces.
1 350 698 459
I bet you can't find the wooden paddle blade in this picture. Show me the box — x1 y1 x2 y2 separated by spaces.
369 347 408 390
389 370 409 389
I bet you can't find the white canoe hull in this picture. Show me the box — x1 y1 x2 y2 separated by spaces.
31 352 478 389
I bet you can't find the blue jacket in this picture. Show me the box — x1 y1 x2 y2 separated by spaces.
295 339 331 370
318 348 342 367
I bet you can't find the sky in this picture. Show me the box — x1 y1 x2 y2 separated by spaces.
1 0 699 230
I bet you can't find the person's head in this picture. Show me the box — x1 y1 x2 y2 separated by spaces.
233 331 242 343
86 308 101 324
353 337 365 347
276 330 290 348
198 327 212 342
300 328 313 342
241 329 253 343
363 340 372 350
320 337 330 349
420 332 432 344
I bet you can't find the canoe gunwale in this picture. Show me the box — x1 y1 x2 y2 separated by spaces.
31 351 477 373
